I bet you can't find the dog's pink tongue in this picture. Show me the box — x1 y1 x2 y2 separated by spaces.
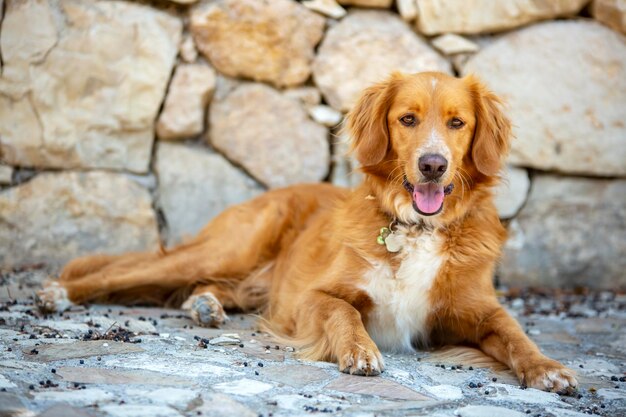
413 183 445 214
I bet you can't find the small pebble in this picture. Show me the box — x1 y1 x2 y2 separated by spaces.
79 360 84 364
492 377 497 382
469 366 474 370
258 362 264 367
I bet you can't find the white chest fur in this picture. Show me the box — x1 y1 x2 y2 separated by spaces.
362 227 444 352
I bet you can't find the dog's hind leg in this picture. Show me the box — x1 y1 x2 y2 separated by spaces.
59 253 159 282
37 250 201 312
181 261 275 327
181 284 236 327
37 193 294 313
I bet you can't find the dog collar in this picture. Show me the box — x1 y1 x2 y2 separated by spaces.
376 219 402 253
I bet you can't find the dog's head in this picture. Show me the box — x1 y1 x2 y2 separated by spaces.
347 72 511 224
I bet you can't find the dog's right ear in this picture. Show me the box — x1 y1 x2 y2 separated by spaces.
346 75 398 167
464 74 511 177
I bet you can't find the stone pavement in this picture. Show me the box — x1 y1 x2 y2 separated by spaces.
0 268 624 417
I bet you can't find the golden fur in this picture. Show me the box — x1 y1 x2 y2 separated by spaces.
38 72 577 393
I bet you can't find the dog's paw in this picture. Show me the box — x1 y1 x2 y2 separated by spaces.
338 343 384 376
519 358 578 394
36 281 73 313
181 292 227 327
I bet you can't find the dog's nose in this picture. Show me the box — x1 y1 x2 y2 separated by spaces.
418 154 448 180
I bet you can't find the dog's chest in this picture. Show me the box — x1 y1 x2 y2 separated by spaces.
362 228 444 352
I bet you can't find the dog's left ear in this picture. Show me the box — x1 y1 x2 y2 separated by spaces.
465 75 512 177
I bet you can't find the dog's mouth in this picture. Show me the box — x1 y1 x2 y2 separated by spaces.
403 177 454 216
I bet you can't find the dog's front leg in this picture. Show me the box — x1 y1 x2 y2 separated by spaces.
475 307 578 393
295 289 384 376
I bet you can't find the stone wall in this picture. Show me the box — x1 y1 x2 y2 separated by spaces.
0 0 624 287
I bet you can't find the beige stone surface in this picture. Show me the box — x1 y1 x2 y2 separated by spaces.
190 0 325 88
415 0 588 35
302 0 346 19
500 175 626 288
313 10 451 112
493 166 530 219
0 165 13 185
156 63 216 141
0 0 182 173
396 0 418 21
338 0 393 7
431 33 479 55
283 87 322 106
179 35 198 63
308 105 343 127
330 136 363 189
0 171 159 269
155 143 263 245
210 83 330 188
463 21 626 177
591 0 626 34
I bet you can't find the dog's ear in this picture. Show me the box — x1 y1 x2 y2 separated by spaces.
346 75 399 167
465 75 511 177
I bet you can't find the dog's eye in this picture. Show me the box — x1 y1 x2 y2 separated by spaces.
448 118 465 129
399 114 417 127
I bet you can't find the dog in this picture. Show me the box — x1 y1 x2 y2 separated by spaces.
37 71 577 393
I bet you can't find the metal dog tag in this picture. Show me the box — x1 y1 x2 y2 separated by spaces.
383 232 402 253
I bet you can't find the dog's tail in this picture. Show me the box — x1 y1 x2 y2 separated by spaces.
425 345 510 372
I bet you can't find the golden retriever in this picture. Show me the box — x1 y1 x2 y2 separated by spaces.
38 72 577 393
